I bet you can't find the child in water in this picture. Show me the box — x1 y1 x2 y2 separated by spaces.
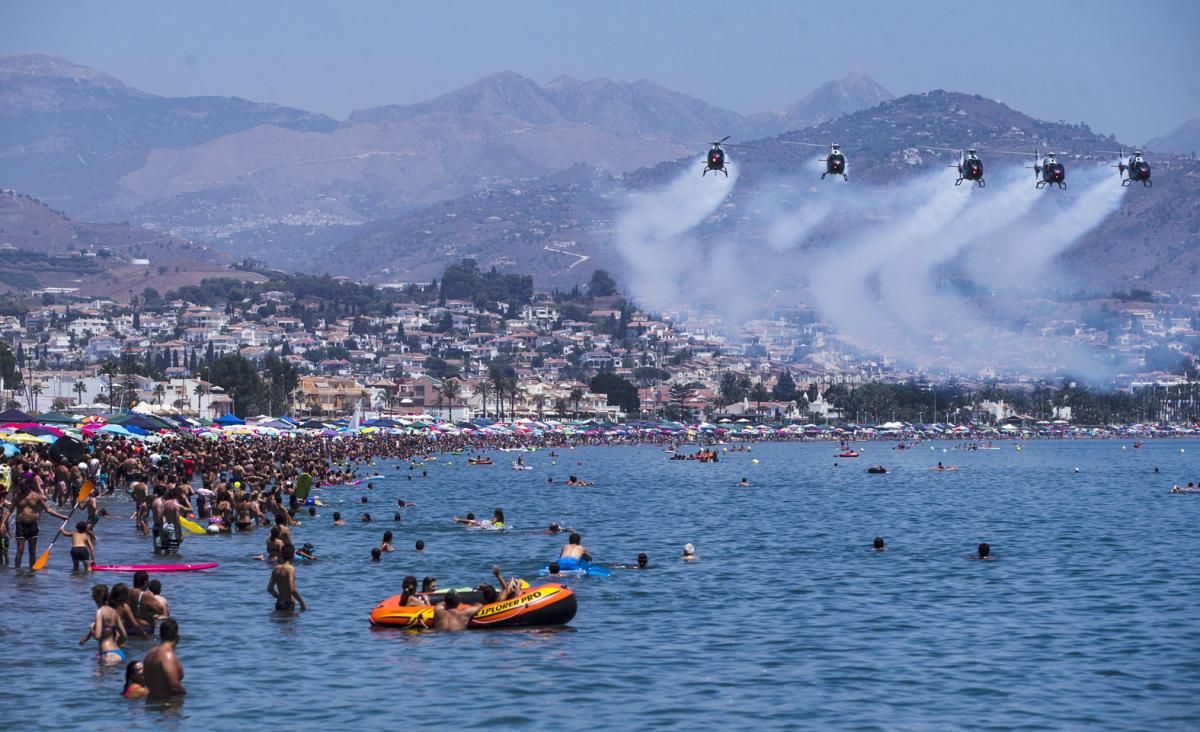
61 520 95 570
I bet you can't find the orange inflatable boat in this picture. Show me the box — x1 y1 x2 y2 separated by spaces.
369 583 577 629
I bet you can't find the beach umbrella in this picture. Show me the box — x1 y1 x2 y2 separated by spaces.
18 425 66 438
0 431 46 444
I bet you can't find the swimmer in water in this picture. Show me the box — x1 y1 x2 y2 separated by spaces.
559 532 590 562
415 539 425 552
267 543 306 611
973 542 993 560
617 553 649 570
454 512 480 526
332 512 345 526
737 477 750 487
873 537 885 551
122 660 149 699
370 547 382 562
682 543 697 561
380 531 394 552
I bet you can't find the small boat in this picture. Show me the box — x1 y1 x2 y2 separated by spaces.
468 458 494 465
837 451 860 458
867 465 888 474
369 583 576 629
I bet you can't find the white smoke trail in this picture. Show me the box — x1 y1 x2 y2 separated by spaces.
966 164 1125 291
612 156 1126 378
614 157 737 312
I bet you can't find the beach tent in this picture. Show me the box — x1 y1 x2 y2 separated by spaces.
0 408 35 423
36 411 81 425
215 413 245 426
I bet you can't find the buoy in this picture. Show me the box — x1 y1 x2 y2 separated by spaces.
1181 448 1186 453
551 461 556 465
1074 467 1080 473
1122 446 1127 450
752 459 759 464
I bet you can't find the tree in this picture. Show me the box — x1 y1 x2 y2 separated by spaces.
99 361 119 406
438 379 462 419
203 355 265 418
28 382 43 412
569 387 584 418
589 269 618 297
153 383 167 405
589 373 639 415
533 393 547 421
749 381 770 416
719 371 749 405
475 381 491 419
0 342 21 389
771 371 797 402
73 380 87 406
193 383 209 415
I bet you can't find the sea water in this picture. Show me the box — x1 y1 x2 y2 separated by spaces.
1 440 1197 729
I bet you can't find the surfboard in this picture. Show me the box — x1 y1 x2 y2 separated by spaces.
92 563 218 572
295 473 313 501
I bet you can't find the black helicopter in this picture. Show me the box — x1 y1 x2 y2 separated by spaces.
1111 148 1152 187
784 142 849 180
702 137 753 177
1030 148 1066 189
929 147 986 187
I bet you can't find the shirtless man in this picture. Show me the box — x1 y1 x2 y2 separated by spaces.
150 485 166 553
130 481 149 536
559 532 591 562
433 590 481 631
160 488 185 555
267 543 306 611
12 478 69 568
143 618 186 699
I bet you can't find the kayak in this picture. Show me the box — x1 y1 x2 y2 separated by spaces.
92 563 219 572
837 452 860 458
369 583 576 629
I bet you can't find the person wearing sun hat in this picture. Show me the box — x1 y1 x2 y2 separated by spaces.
682 543 697 561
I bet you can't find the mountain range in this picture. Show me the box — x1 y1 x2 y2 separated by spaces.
2 55 1197 300
1147 118 1200 155
0 55 892 266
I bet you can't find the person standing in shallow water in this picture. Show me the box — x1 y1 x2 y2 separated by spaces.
268 543 306 611
143 618 185 699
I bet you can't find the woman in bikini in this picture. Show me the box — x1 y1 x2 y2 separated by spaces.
80 584 127 665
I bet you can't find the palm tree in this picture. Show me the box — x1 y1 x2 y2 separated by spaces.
504 375 520 418
439 379 462 420
192 383 208 416
28 383 43 412
553 397 568 418
153 383 166 406
72 380 87 407
489 369 507 421
533 393 547 421
99 362 118 405
569 387 584 419
475 381 491 420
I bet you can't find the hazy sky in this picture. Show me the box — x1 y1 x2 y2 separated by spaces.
4 0 1198 142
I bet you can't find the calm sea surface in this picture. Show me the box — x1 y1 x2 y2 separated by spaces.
2 440 1198 730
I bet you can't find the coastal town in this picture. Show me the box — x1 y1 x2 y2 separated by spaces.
3 259 1198 428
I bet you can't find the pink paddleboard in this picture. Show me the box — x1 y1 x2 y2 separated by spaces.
92 563 218 572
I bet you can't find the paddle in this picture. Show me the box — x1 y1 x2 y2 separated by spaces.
32 479 94 571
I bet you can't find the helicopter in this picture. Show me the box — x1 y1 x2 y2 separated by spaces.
702 136 753 177
1030 148 1066 189
929 146 986 187
783 141 849 180
1110 148 1152 187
